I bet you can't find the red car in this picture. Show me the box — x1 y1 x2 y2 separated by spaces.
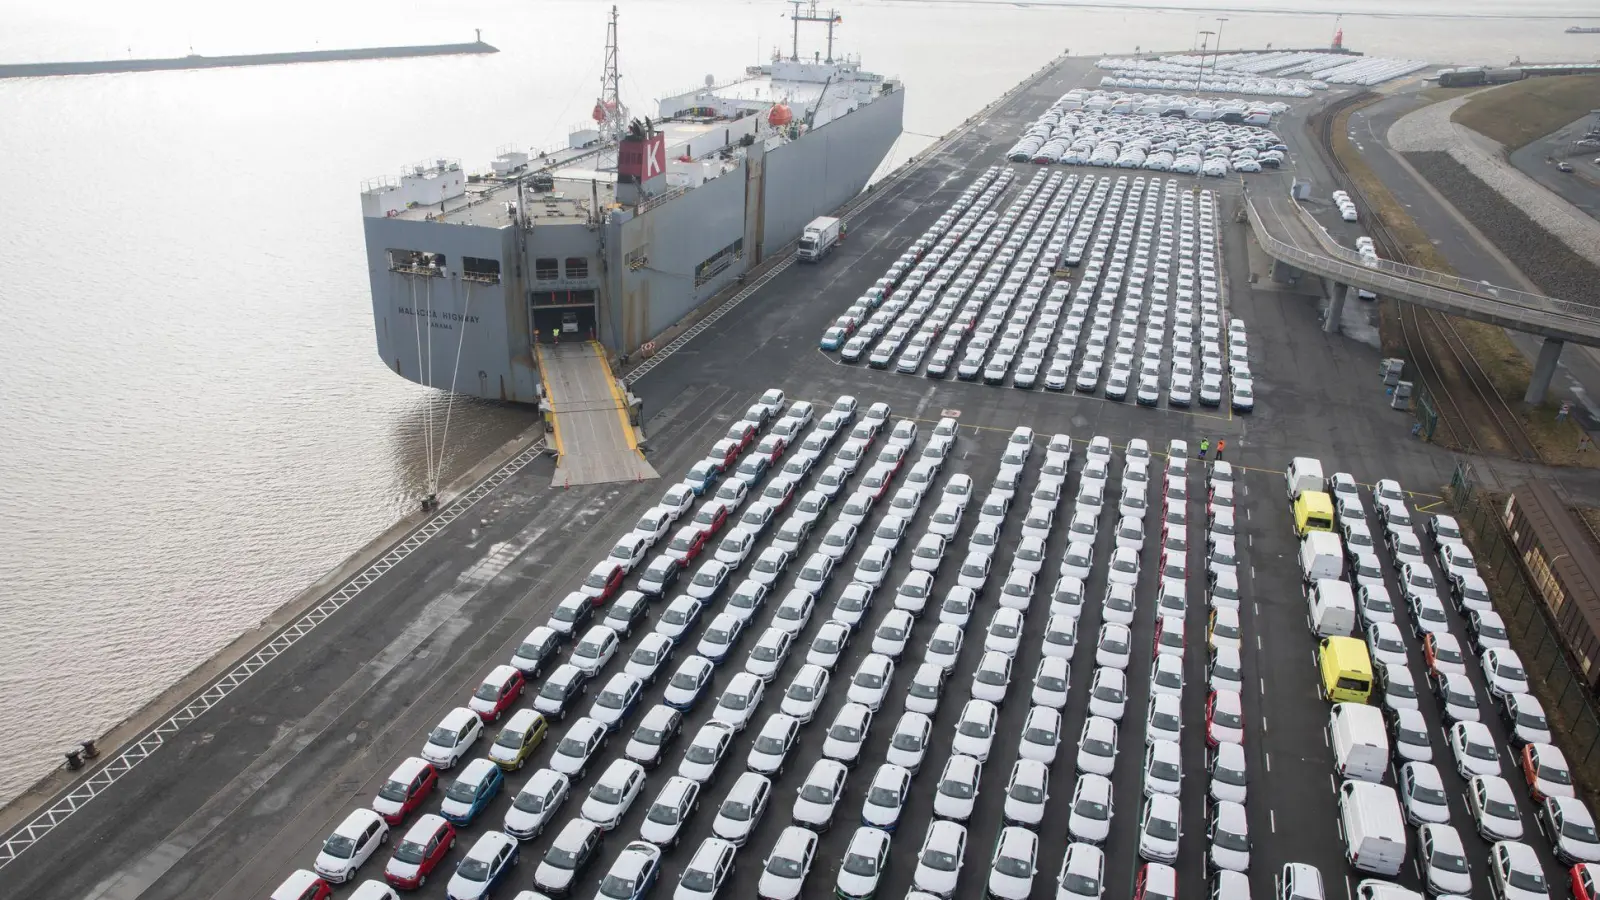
726 421 757 452
666 525 709 563
1572 863 1600 900
761 479 796 512
1522 743 1575 802
371 756 439 825
384 813 457 890
876 444 906 475
1134 863 1176 900
271 870 333 900
692 500 729 537
708 438 741 471
468 665 526 722
756 435 788 465
579 561 625 604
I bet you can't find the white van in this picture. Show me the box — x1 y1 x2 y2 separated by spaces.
1330 704 1389 783
1338 780 1407 876
1286 457 1326 501
1307 579 1356 637
1299 533 1345 585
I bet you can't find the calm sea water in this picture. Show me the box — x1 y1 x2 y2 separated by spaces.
0 0 1592 805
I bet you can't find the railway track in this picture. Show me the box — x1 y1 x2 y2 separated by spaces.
1311 94 1543 464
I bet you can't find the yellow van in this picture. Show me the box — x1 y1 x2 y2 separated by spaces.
1319 636 1373 704
1294 491 1335 536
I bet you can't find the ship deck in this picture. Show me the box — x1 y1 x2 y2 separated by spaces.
536 341 657 486
17 50 1600 900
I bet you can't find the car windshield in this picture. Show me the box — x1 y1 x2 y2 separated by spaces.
1011 780 1044 803
1486 796 1519 818
1147 815 1179 840
1063 872 1101 895
800 776 839 803
600 874 642 899
1215 827 1248 851
1399 726 1429 745
756 730 791 753
779 603 806 620
632 643 662 665
767 855 806 878
1567 819 1600 842
392 836 436 864
681 868 718 892
592 782 626 804
496 727 528 749
378 778 411 802
1466 741 1497 761
992 619 1019 638
1429 849 1468 873
1508 866 1546 893
721 798 754 821
577 639 606 658
322 834 356 858
1214 707 1242 728
1517 708 1548 729
514 788 550 814
705 627 732 645
893 730 924 752
540 680 571 701
879 622 908 641
755 557 781 573
544 845 580 869
557 736 590 758
843 852 880 877
856 670 885 689
428 725 461 746
598 690 628 710
959 716 992 738
693 570 720 587
552 603 581 623
459 856 493 881
1435 644 1461 663
995 854 1032 878
815 635 842 655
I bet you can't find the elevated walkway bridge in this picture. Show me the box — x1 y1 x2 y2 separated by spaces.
1245 188 1600 403
534 342 657 487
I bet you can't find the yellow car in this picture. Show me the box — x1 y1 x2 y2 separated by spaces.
487 709 548 770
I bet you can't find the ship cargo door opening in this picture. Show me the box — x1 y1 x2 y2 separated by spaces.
530 289 598 344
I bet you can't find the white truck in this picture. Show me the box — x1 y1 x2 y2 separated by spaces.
1330 703 1389 783
1307 578 1357 637
797 216 842 262
1339 780 1407 876
1285 457 1326 501
1299 531 1345 584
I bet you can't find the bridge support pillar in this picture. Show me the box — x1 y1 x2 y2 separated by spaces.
1524 338 1565 406
1323 283 1352 334
1270 258 1299 284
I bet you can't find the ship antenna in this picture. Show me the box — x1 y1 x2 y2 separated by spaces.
787 1 842 64
596 5 628 145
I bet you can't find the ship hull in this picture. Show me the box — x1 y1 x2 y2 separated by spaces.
365 86 903 402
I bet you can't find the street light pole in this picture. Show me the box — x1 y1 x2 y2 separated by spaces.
1212 17 1229 84
1196 31 1214 92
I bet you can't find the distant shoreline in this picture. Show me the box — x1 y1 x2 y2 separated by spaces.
0 40 498 79
878 0 1599 22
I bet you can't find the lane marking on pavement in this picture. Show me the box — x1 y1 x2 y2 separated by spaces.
1270 809 1276 832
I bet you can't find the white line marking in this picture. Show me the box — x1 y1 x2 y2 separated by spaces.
1270 809 1277 832
1265 751 1271 772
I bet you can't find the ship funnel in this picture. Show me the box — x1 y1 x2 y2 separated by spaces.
705 73 715 87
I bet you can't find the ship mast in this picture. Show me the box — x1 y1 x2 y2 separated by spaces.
787 0 842 64
593 5 629 145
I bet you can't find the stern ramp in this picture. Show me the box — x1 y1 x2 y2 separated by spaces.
535 342 657 486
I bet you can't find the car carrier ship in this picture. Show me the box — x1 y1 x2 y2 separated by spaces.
359 3 904 410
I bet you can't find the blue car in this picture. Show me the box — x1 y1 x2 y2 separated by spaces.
682 460 719 495
598 841 662 900
820 327 847 351
439 759 504 826
733 454 769 484
446 831 519 900
661 655 715 711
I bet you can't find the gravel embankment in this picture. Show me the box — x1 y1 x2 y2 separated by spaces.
1389 93 1600 273
1405 150 1600 308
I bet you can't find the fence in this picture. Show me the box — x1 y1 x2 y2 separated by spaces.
1449 464 1600 806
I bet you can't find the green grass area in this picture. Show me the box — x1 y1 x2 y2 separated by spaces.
1450 74 1600 150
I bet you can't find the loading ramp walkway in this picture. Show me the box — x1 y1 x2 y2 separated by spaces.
534 342 657 487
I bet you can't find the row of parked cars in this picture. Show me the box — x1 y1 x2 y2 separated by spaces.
268 389 876 900
819 162 1252 411
1300 465 1595 900
1007 104 1287 175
